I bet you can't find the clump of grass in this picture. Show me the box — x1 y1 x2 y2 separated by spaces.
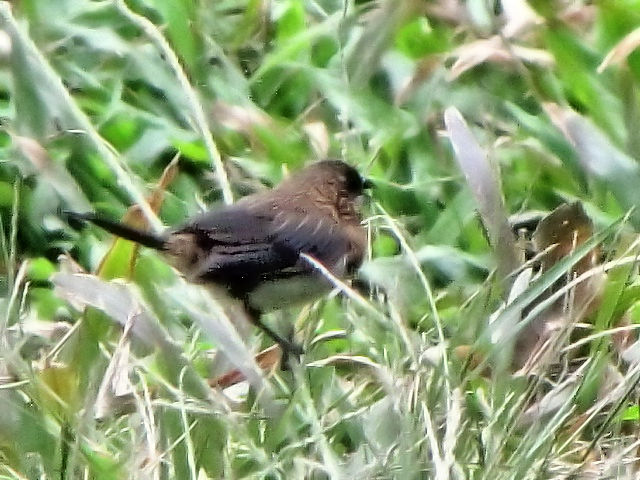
1 1 640 479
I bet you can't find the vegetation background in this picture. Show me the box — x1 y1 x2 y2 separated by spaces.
1 0 640 478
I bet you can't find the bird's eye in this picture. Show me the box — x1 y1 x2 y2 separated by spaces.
343 168 366 194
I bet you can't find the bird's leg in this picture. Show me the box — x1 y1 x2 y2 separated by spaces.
243 303 304 363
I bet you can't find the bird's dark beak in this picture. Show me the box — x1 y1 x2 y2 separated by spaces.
362 178 374 189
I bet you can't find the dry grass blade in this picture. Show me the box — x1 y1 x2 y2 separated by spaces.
598 26 640 73
501 0 544 38
51 273 218 404
211 101 271 136
52 273 168 348
448 36 553 80
300 253 387 323
164 282 272 397
94 320 135 420
488 266 533 345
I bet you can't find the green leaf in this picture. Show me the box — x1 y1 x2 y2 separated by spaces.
276 1 306 41
621 404 640 421
395 17 447 58
148 0 199 70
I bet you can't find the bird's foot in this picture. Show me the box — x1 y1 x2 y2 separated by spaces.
278 338 304 369
249 316 303 367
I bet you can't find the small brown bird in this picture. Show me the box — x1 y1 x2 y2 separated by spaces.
67 160 371 355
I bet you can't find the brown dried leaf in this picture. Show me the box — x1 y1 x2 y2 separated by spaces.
510 44 555 66
211 345 281 389
122 153 180 229
449 37 507 80
618 316 640 364
449 36 553 80
96 155 179 278
543 102 571 139
303 121 330 159
148 153 180 212
501 0 544 39
94 340 136 420
211 101 271 135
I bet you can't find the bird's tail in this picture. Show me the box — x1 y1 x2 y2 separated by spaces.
65 211 167 250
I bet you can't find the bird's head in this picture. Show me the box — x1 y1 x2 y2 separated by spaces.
279 159 371 200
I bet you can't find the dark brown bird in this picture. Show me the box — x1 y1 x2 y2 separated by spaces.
66 160 371 356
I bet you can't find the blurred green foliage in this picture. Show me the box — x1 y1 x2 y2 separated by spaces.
1 0 640 478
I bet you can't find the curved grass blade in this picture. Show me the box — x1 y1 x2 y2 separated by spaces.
444 106 520 285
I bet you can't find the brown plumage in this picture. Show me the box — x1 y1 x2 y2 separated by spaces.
66 160 371 355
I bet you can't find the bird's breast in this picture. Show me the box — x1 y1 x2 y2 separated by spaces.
246 272 332 312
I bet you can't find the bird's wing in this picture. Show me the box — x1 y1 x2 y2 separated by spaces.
176 205 355 283
269 211 349 270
